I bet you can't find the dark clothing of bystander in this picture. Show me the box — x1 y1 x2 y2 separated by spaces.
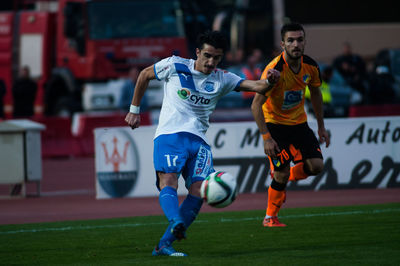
12 77 37 117
0 79 5 118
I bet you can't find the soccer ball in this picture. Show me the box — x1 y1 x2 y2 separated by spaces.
200 171 238 208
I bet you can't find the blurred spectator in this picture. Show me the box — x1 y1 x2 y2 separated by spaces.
225 48 245 75
305 66 335 117
251 48 266 69
268 46 282 62
12 66 37 117
368 65 396 104
0 79 5 118
333 42 367 101
119 67 148 112
240 49 264 106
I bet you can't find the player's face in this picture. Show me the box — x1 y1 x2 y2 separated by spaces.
281 31 305 60
195 44 224 74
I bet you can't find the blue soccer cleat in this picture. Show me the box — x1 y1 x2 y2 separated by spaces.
152 245 187 257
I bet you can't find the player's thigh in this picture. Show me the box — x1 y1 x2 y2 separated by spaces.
304 158 324 175
183 140 215 190
272 164 291 183
153 133 189 190
295 123 323 160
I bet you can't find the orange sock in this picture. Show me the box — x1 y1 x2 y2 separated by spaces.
266 185 286 217
289 162 308 181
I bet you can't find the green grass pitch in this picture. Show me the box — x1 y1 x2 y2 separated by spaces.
0 203 399 265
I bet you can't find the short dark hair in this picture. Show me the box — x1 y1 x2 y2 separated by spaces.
196 30 228 52
281 22 305 41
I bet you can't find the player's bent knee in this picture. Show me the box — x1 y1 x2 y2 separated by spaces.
273 171 290 184
189 181 202 197
305 159 324 175
158 172 179 190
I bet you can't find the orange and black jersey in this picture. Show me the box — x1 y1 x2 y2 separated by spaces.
261 52 321 125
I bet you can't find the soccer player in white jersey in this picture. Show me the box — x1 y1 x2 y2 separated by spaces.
125 31 280 257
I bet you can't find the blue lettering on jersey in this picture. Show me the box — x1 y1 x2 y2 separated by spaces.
194 144 212 177
175 63 197 92
282 90 303 110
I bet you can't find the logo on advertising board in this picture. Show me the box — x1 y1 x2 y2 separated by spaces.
95 129 139 198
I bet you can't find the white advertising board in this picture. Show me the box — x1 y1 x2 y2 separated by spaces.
95 116 400 198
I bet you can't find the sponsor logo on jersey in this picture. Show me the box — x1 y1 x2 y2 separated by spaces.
178 88 191 99
282 90 303 110
177 89 211 105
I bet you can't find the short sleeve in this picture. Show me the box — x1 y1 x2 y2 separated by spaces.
309 66 322 88
221 71 244 95
154 57 173 81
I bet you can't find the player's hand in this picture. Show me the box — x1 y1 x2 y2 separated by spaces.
263 138 280 157
266 69 280 85
125 112 141 130
318 127 330 148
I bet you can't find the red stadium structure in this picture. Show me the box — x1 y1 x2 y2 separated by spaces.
0 0 188 118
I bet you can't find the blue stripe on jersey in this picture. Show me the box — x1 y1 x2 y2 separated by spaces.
174 63 197 92
154 65 161 81
234 79 245 91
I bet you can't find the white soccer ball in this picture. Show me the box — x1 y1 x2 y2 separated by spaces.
200 171 238 208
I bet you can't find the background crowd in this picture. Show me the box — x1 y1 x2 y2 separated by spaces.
0 42 399 120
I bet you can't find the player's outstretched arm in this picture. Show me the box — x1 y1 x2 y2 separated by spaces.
125 65 156 130
238 69 280 94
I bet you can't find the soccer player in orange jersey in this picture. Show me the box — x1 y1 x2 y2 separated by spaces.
251 22 331 227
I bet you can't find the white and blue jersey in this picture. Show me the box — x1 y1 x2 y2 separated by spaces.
154 55 244 144
152 56 243 187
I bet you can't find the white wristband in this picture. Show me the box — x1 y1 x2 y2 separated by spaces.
129 104 140 114
265 78 271 86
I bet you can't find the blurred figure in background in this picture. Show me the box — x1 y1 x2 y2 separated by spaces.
119 67 148 112
0 79 5 119
333 42 367 102
305 66 335 117
225 48 244 75
12 66 37 117
240 49 264 106
368 65 396 104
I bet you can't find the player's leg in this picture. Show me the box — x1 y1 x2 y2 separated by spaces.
180 181 203 229
289 123 324 181
152 134 188 256
288 145 308 181
155 181 203 251
303 158 324 175
178 135 213 235
157 172 186 240
264 164 290 227
264 123 291 227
